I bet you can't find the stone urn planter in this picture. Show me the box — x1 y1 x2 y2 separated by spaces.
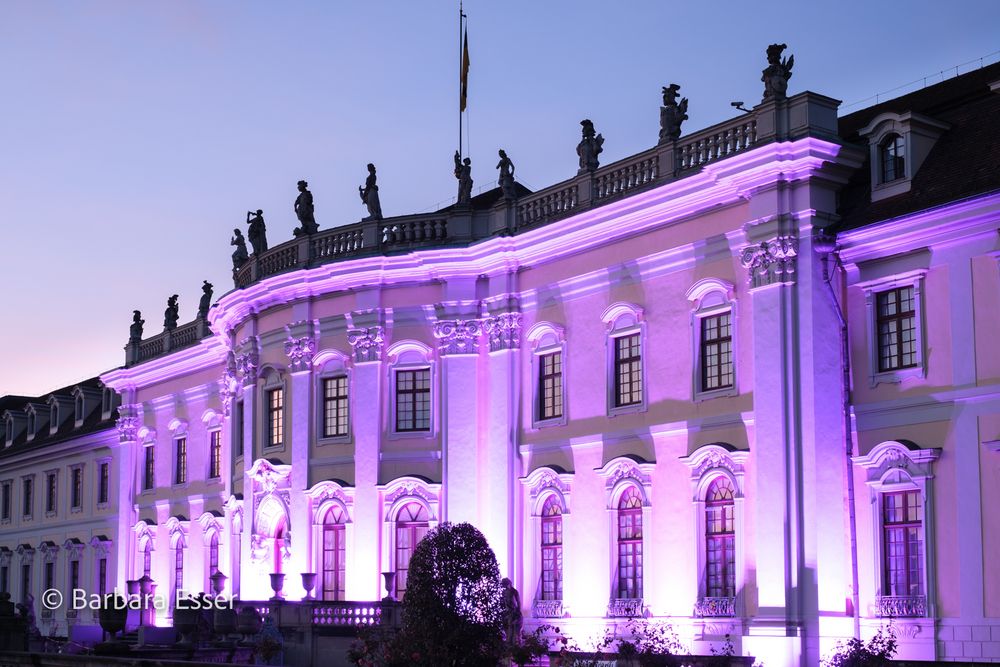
236 606 262 642
300 573 317 600
381 571 396 601
173 604 199 645
98 594 128 640
213 604 237 640
269 573 285 600
210 570 228 598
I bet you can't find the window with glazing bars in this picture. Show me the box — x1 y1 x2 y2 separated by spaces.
22 479 32 516
98 463 109 504
209 533 219 576
69 559 80 591
540 496 563 601
1 482 10 520
44 562 53 591
175 438 187 484
266 388 284 446
877 287 917 372
616 486 643 599
394 503 429 598
234 401 244 457
142 542 152 577
322 505 347 601
880 135 905 183
614 334 643 407
143 446 154 490
71 468 82 508
45 473 56 513
705 477 736 598
322 376 349 438
209 431 221 479
882 490 924 597
173 545 184 602
701 313 733 390
99 558 107 596
538 352 563 420
395 369 431 432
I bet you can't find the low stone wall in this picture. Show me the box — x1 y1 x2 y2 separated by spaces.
0 649 254 667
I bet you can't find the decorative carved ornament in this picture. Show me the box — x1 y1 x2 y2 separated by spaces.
219 352 240 416
521 466 573 511
116 404 140 443
484 313 523 352
284 335 317 372
347 326 385 363
596 457 655 507
739 235 798 288
852 441 940 486
433 319 483 355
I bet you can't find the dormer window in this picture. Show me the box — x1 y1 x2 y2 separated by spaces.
26 413 35 439
879 134 905 183
74 395 84 424
4 419 10 445
49 405 58 432
101 388 113 418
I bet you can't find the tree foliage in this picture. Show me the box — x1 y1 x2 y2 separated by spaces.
823 626 897 667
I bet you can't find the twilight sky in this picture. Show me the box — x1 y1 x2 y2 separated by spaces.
1 1 998 396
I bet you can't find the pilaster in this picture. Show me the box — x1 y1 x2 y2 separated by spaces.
284 320 316 599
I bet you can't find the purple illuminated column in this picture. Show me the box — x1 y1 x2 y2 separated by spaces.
234 335 260 600
347 323 385 601
284 321 317 599
114 398 141 594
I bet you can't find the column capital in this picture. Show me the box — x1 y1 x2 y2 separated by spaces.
284 335 316 373
483 313 523 352
116 403 140 443
347 326 385 363
739 235 798 289
433 319 483 356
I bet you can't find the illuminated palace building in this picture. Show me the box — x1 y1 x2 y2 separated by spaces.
3 58 1000 665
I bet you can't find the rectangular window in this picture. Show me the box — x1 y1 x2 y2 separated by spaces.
45 473 57 513
143 446 155 491
44 562 54 591
322 524 346 601
22 564 31 599
175 438 187 484
538 352 563 421
322 376 350 438
395 369 431 432
234 401 244 457
614 333 643 408
209 431 222 479
541 513 563 601
69 559 80 592
98 558 108 596
395 522 429 598
701 313 733 391
98 463 110 505
882 490 924 597
0 565 7 594
266 388 284 447
876 287 917 372
617 507 643 598
71 468 82 509
1 481 10 520
173 547 184 602
22 478 32 517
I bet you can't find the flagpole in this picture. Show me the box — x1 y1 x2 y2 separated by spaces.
458 1 464 159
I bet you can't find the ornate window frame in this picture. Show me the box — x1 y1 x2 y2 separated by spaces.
596 456 655 617
21 475 34 520
525 323 568 428
679 443 749 618
601 303 648 417
90 536 112 597
686 279 738 401
133 519 157 579
168 418 189 488
307 480 355 600
1 479 11 524
69 463 85 513
260 366 287 452
314 350 353 445
166 516 190 602
198 511 225 590
859 270 927 387
377 476 441 596
386 341 437 439
96 458 111 509
521 466 573 618
853 440 940 619
44 469 58 517
139 427 157 493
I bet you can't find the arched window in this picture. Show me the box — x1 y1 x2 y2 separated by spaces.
540 496 563 602
140 538 152 578
321 505 347 601
208 533 219 577
705 477 736 599
616 486 643 600
172 538 185 602
882 490 923 598
394 503 429 599
880 134 905 183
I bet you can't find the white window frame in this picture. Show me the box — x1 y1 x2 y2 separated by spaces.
21 475 34 520
307 480 356 601
597 456 654 617
686 279 738 401
386 341 437 440
859 270 927 387
0 480 11 524
601 303 648 417
521 466 573 618
526 323 568 428
69 464 85 513
377 476 441 597
96 458 111 509
261 369 287 452
853 440 940 619
44 469 58 517
315 351 353 445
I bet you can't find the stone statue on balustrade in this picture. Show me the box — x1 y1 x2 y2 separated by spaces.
231 228 249 270
658 83 689 143
500 577 523 644
197 280 213 319
577 119 604 174
359 163 383 221
496 149 517 200
163 295 179 331
762 43 794 101
246 210 268 255
293 180 319 236
128 310 145 343
454 151 473 205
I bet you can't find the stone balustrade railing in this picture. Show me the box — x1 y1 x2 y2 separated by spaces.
876 594 927 618
517 181 579 228
693 596 737 618
381 215 448 246
532 599 565 618
677 117 757 171
607 597 645 618
593 149 659 201
312 600 385 627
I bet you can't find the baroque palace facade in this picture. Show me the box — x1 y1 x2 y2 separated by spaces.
3 55 1000 665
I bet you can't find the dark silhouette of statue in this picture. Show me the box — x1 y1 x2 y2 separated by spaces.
231 228 249 269
577 119 604 174
500 578 523 644
246 210 268 255
293 180 319 235
359 163 383 221
658 83 689 143
129 310 145 343
197 281 213 319
454 151 473 205
762 43 794 101
164 295 179 331
496 149 516 200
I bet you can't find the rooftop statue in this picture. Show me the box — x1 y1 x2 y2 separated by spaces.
762 43 794 101
197 280 213 319
231 228 249 270
129 310 145 343
359 163 383 221
246 210 268 255
577 119 604 174
496 149 516 200
293 180 319 236
454 151 473 205
163 295 179 331
658 83 689 143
